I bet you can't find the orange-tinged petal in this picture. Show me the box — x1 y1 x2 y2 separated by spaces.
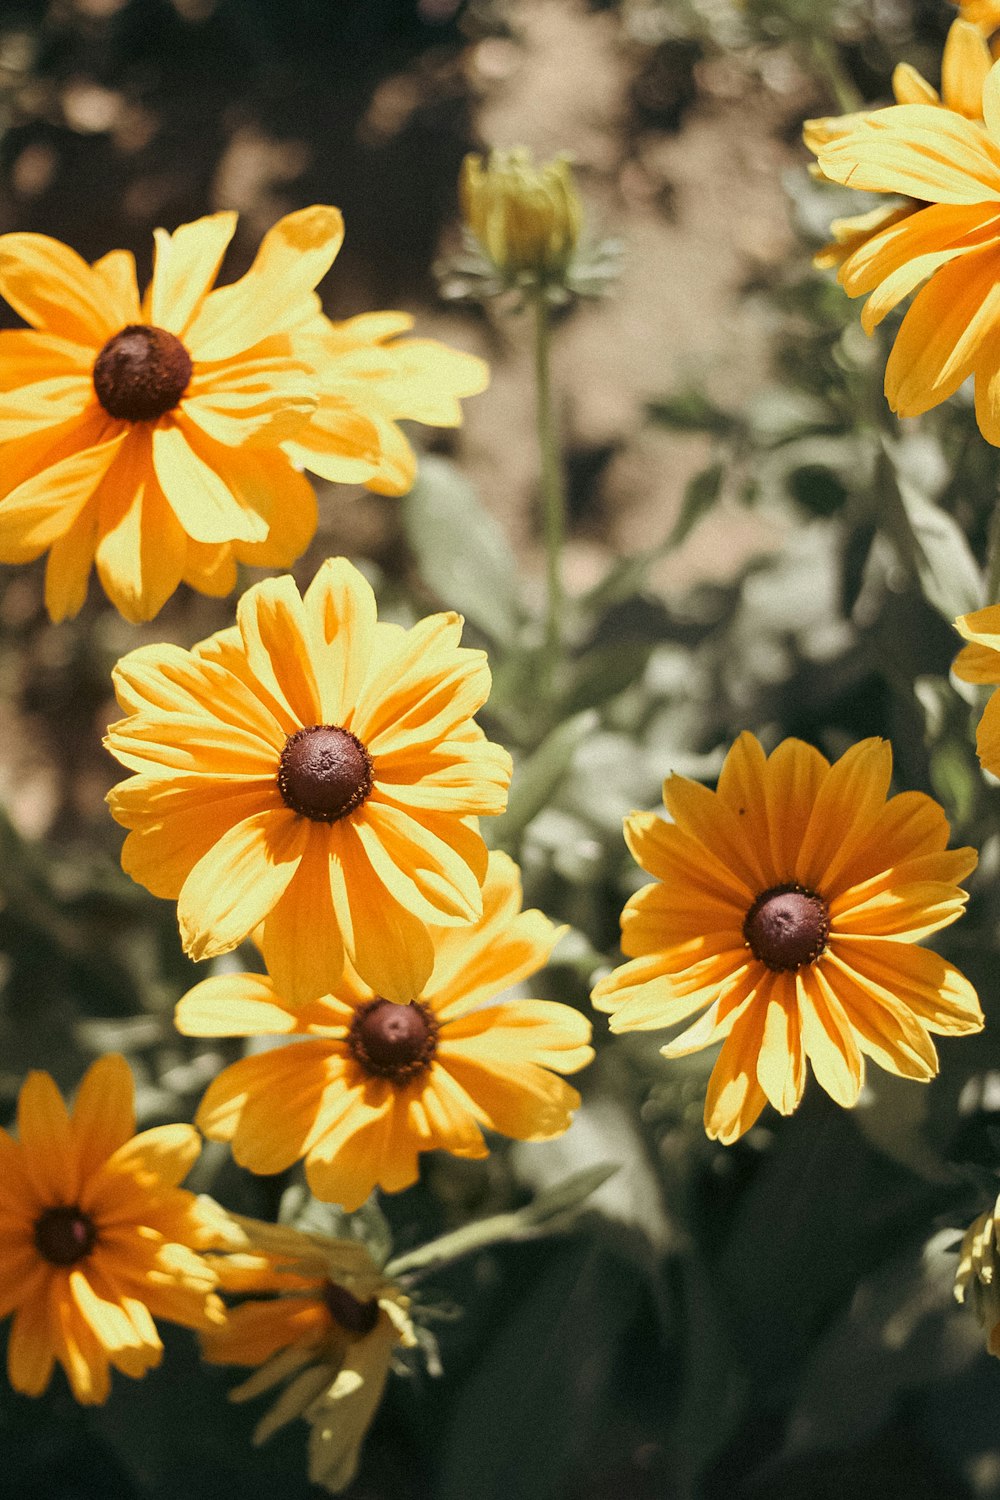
302 557 379 726
44 499 99 621
7 1290 56 1397
223 447 318 570
236 572 322 730
663 772 770 894
0 328 94 387
354 614 488 748
0 231 125 342
440 1046 581 1140
330 823 436 1003
622 809 754 910
796 969 864 1107
0 375 95 440
151 422 269 545
98 1123 201 1194
795 738 893 893
260 826 346 1003
354 801 484 926
942 18 993 117
113 780 277 899
303 1089 401 1210
177 806 306 961
885 242 1000 417
182 347 317 447
111 639 285 745
830 937 983 1035
755 972 806 1116
176 971 299 1037
819 950 938 1079
817 102 1000 203
703 1001 769 1144
186 206 344 361
974 684 1000 771
71 1056 135 1182
197 1042 338 1174
891 62 939 107
0 424 126 561
93 429 188 624
147 211 238 334
17 1069 77 1203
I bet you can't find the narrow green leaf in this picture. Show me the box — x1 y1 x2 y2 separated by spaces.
498 709 598 847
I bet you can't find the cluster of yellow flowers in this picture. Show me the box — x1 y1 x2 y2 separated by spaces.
7 18 1000 1479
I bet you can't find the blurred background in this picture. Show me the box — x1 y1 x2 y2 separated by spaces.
3 1 1000 1497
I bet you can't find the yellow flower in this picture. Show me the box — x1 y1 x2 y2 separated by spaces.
202 1215 414 1495
952 605 1000 773
0 1053 224 1404
805 18 992 270
104 557 512 1005
955 1191 1000 1356
0 207 344 621
176 851 593 1210
460 148 582 287
288 310 488 498
811 57 1000 439
592 733 982 1144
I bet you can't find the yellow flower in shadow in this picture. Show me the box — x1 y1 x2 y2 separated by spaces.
593 733 982 1144
0 1054 224 1404
202 1215 414 1495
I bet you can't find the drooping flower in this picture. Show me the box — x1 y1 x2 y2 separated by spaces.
592 733 982 1144
202 1214 414 1495
808 56 1000 439
805 17 992 270
176 851 593 1210
952 604 1000 773
105 558 512 1005
954 1191 1000 1356
0 207 342 621
288 310 488 498
0 1053 224 1404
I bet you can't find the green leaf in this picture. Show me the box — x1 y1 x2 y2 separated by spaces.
878 441 983 621
646 389 743 437
403 454 524 643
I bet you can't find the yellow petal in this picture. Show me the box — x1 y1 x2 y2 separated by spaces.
797 968 864 1107
0 231 125 343
182 347 317 447
817 103 1000 203
112 779 276 899
151 422 269 544
236 572 323 730
175 971 299 1037
795 738 892 894
260 827 346 1003
147 211 238 334
177 806 306 961
17 1069 77 1203
703 1001 770 1144
942 18 993 118
71 1055 136 1182
885 243 1000 417
301 557 379 726
0 424 126 561
93 429 188 623
330 823 436 1004
830 938 983 1036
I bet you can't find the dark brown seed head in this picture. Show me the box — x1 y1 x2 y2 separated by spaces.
743 882 830 972
277 725 373 823
322 1281 381 1338
34 1205 97 1266
92 323 193 421
347 999 439 1085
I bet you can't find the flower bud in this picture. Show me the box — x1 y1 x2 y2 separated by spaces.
459 147 582 288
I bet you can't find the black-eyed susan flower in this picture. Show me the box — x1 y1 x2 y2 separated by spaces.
953 604 1000 773
0 209 488 622
808 57 1000 442
805 17 992 271
202 1215 414 1495
288 310 488 498
0 207 340 621
592 733 982 1144
954 1191 1000 1355
175 852 593 1210
0 1053 224 1404
104 558 512 1006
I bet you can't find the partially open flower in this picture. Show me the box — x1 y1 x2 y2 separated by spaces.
203 1215 414 1495
460 148 581 290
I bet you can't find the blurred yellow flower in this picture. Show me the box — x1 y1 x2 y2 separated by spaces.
105 558 511 1005
952 604 1000 772
805 17 992 270
0 207 340 621
0 1054 224 1404
954 1191 1000 1356
811 57 1000 439
592 734 982 1144
177 851 593 1210
460 148 582 288
289 310 488 498
203 1215 414 1495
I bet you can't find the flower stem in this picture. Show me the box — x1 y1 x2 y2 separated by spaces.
532 292 566 671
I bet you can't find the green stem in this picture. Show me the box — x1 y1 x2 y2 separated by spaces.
986 497 1000 605
808 35 863 115
532 292 566 670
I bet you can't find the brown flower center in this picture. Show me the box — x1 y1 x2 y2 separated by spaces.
323 1281 381 1338
743 883 830 972
92 323 193 421
348 998 439 1084
34 1205 97 1266
277 725 374 823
